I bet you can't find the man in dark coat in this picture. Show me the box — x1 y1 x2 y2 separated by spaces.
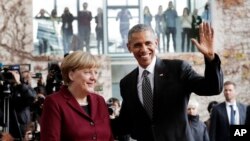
112 23 223 141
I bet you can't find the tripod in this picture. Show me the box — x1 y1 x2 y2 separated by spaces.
1 83 22 140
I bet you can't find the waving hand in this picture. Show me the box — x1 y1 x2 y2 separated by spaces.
191 22 215 61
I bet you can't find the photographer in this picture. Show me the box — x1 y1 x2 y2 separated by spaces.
45 63 63 95
0 69 36 140
107 97 130 141
107 97 121 119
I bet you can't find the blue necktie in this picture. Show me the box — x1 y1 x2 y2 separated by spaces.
142 70 153 119
230 105 235 125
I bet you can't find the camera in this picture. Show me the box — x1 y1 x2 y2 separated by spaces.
0 65 20 84
32 73 42 79
107 102 115 115
46 62 63 95
48 62 62 83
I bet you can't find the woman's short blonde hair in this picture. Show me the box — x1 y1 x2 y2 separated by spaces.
60 51 101 85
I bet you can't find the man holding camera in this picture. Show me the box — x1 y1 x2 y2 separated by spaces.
0 69 36 140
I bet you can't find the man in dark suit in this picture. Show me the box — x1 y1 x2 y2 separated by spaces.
246 105 250 125
112 23 223 141
209 81 247 141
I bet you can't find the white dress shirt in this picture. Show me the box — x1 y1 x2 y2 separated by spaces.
226 101 240 125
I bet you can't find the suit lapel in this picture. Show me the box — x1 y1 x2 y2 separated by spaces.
237 103 245 124
61 89 92 120
131 68 144 108
221 102 230 125
153 59 168 118
154 58 168 98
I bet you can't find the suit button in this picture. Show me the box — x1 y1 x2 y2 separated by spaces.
90 122 94 126
92 135 97 140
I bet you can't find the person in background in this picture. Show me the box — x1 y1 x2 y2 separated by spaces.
155 5 165 53
35 9 50 19
111 23 223 141
0 70 36 140
107 97 121 119
34 9 50 55
163 1 178 52
45 62 63 95
61 7 74 55
204 100 218 132
245 105 250 125
202 2 211 24
40 51 113 141
187 98 210 141
108 97 130 141
95 7 104 54
78 2 92 52
191 8 202 52
180 7 192 52
209 81 247 141
143 6 153 27
116 8 132 49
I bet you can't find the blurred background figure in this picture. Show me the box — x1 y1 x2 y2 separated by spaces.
35 9 50 19
163 1 178 52
78 2 92 52
143 6 152 27
204 100 218 132
107 97 121 119
0 69 36 140
209 81 247 141
107 97 130 141
116 8 132 49
191 8 202 52
180 7 192 52
45 62 63 95
187 98 209 141
246 105 250 125
155 5 165 53
202 2 211 24
95 7 104 54
61 7 74 55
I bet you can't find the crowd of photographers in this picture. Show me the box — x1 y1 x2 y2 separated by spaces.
0 63 63 141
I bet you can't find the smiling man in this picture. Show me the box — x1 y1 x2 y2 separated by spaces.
111 23 224 141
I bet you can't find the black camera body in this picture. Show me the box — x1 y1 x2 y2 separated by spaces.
32 73 42 79
48 62 62 83
0 65 20 84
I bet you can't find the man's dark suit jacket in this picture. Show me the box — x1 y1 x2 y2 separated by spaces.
209 102 246 141
113 54 223 141
246 105 250 125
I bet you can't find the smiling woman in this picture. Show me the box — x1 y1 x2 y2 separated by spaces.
40 51 114 141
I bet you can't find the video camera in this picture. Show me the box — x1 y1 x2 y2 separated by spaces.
0 65 20 84
48 62 62 83
32 72 42 79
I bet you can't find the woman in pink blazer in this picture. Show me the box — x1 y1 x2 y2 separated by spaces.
40 51 113 141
